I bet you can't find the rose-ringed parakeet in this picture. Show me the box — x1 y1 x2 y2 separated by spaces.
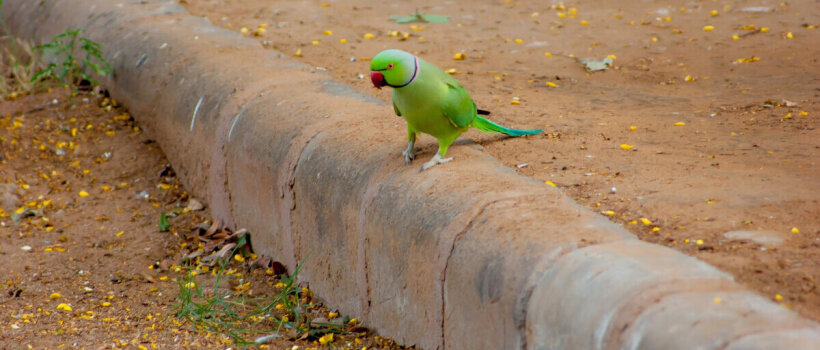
370 49 541 171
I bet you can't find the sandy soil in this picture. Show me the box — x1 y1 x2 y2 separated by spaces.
0 87 410 349
178 0 820 321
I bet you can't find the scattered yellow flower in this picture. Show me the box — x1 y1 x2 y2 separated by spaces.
786 32 793 39
714 297 722 304
696 239 704 245
544 52 552 57
629 126 637 131
294 49 302 57
453 53 465 60
620 144 634 150
340 38 347 43
363 33 374 39
640 218 652 226
445 68 458 75
775 294 784 300
703 25 715 32
684 75 695 82
759 27 769 33
652 227 661 232
56 303 72 312
674 122 686 126
732 35 739 40
791 227 800 234
514 38 523 44
544 180 556 187
102 302 111 307
602 210 615 216
580 20 589 26
234 254 245 263
710 10 718 16
240 27 249 35
50 293 62 300
78 191 89 198
318 333 334 345
545 81 558 88
328 311 339 319
323 30 333 36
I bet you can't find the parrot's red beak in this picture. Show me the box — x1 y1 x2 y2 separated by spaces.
370 72 386 89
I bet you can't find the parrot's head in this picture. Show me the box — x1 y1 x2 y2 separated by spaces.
370 49 418 89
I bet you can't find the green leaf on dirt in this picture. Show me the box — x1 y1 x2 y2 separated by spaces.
389 11 449 24
577 57 614 72
158 212 170 232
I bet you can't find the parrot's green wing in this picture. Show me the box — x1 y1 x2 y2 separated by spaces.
393 101 402 116
440 78 476 128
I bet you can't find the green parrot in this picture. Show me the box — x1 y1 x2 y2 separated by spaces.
369 49 541 171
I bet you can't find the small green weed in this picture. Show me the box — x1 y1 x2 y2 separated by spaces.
174 234 347 346
31 28 112 89
389 10 450 24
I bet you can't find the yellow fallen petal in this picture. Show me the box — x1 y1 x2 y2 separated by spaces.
56 303 72 312
514 38 523 44
323 30 332 36
545 81 558 88
234 254 245 263
732 34 739 40
713 297 722 304
50 293 62 300
791 227 800 234
544 52 552 57
674 122 686 126
786 32 793 39
620 144 634 150
759 27 769 33
696 239 704 245
601 210 615 216
651 227 661 232
78 191 89 198
328 311 339 319
629 126 637 131
453 53 465 60
703 25 715 32
544 180 556 187
363 33 374 39
640 218 652 226
775 294 783 300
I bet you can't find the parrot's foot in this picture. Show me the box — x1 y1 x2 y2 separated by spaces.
402 143 416 165
419 153 453 172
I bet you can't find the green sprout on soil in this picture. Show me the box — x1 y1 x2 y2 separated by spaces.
31 28 112 90
389 10 450 24
174 235 347 346
158 212 170 232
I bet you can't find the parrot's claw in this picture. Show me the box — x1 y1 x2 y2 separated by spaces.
402 142 415 165
420 154 453 172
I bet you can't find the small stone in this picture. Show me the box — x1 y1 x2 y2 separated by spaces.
186 199 205 211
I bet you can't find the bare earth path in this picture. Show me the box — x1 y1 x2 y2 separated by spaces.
179 0 820 321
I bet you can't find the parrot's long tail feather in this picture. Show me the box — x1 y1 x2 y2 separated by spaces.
472 116 542 137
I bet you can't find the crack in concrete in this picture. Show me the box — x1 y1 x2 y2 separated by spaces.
439 195 540 349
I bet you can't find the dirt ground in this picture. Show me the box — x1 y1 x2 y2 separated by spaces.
178 0 820 321
0 87 409 348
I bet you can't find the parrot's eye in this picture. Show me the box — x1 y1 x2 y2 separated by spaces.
387 63 395 70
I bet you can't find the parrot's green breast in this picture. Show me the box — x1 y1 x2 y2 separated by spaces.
392 59 474 139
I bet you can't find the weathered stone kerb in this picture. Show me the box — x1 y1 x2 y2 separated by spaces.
7 0 819 348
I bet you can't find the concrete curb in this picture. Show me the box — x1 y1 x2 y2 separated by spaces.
8 0 819 348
